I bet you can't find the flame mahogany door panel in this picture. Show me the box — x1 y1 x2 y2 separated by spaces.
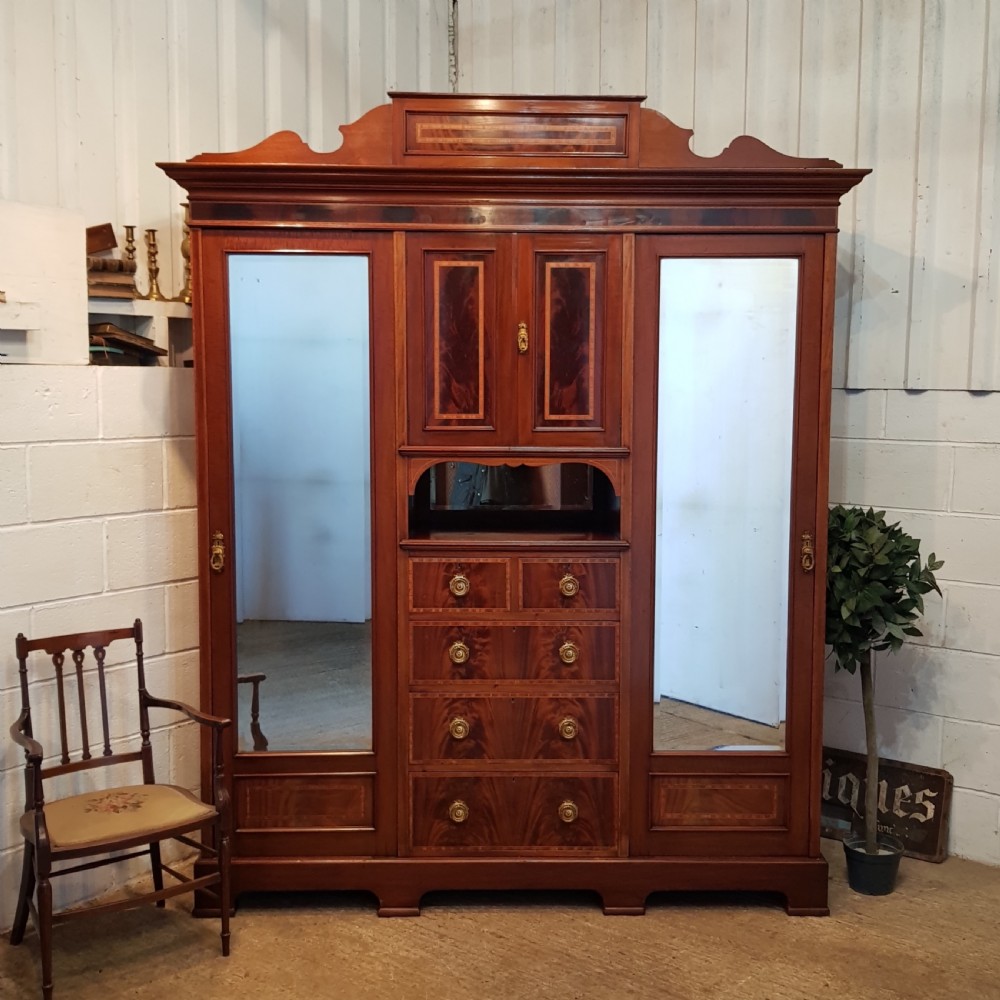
407 233 623 447
518 234 623 447
406 234 515 445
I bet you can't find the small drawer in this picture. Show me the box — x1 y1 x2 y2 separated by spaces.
410 694 617 763
410 623 618 683
410 774 617 853
519 558 619 611
409 557 510 612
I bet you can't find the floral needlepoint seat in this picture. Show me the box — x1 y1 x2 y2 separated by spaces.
8 620 232 1000
40 785 217 852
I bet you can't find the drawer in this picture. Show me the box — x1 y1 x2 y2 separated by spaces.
410 774 617 853
410 694 617 762
410 623 618 683
519 558 619 611
409 557 510 612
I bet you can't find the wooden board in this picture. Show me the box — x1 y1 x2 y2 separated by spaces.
820 745 953 862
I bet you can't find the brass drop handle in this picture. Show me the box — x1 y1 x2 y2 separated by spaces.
558 641 579 665
210 531 226 573
558 717 579 741
558 800 579 824
449 573 471 598
449 800 469 824
517 321 528 354
449 640 470 664
559 574 580 598
448 717 471 740
801 531 816 573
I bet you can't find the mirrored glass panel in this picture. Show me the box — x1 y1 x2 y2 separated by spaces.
408 462 620 538
653 258 797 752
229 254 371 752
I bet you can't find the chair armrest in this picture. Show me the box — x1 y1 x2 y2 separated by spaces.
10 709 44 761
142 693 231 730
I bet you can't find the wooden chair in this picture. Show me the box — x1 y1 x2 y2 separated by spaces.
8 619 232 1000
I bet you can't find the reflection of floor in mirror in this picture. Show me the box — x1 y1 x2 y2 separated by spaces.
233 622 781 755
235 619 372 752
653 697 785 751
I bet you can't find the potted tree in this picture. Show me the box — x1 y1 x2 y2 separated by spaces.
825 505 944 895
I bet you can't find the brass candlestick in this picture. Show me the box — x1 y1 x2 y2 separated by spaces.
143 228 165 301
174 203 192 304
123 225 137 265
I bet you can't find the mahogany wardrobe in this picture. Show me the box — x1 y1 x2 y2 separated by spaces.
161 94 866 916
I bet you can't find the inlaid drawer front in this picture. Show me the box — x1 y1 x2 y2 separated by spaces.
409 558 510 611
410 775 617 853
410 694 617 762
519 558 619 611
650 775 788 829
410 623 618 682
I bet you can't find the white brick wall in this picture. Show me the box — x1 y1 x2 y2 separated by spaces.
0 365 200 930
826 388 1000 865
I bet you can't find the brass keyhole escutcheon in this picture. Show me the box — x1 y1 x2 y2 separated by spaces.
449 640 470 664
558 800 579 824
558 717 579 741
801 531 816 573
210 531 226 573
559 574 580 598
558 641 579 665
449 800 469 824
449 573 471 598
517 321 528 354
449 717 471 740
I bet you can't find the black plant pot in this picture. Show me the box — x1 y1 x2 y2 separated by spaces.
843 833 905 895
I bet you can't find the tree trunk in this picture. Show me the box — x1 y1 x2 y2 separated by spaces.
860 648 879 854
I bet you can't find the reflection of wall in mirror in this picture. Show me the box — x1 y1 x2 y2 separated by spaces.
653 258 797 730
229 254 372 624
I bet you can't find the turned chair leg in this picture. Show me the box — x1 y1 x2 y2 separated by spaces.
149 841 166 908
9 843 35 946
219 833 232 957
38 876 53 1000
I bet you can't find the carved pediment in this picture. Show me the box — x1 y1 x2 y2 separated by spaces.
178 94 844 172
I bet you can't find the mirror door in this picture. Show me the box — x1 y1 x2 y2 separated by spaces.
196 231 396 855
228 252 372 753
631 234 828 856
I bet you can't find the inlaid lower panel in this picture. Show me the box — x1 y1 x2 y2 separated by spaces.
236 774 374 830
409 623 618 683
410 694 617 763
410 774 618 854
650 775 787 829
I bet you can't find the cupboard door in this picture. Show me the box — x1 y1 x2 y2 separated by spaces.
406 234 513 443
519 235 623 446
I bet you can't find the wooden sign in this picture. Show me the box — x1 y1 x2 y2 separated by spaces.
820 746 953 862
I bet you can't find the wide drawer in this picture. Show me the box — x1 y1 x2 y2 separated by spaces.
410 774 618 853
410 623 618 683
410 694 616 763
409 557 510 611
519 558 619 611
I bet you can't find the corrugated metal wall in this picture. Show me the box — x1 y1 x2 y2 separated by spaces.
457 0 1000 392
1 1 996 390
0 0 450 297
